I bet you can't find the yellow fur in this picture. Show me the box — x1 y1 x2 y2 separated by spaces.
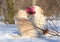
28 6 45 34
14 10 38 38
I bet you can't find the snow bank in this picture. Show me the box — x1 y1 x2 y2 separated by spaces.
0 21 60 42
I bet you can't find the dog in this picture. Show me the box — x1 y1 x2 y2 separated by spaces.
14 10 38 38
25 6 45 34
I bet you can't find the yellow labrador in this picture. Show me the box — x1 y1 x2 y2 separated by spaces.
25 6 45 34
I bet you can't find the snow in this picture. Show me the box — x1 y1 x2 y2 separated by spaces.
0 21 60 42
0 38 60 42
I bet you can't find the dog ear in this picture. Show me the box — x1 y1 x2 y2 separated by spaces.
40 8 43 14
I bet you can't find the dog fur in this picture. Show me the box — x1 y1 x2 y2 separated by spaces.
28 6 45 34
14 10 38 38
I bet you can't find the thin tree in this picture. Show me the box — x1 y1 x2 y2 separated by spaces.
7 0 15 24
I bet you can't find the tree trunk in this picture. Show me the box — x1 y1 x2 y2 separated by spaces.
7 0 15 24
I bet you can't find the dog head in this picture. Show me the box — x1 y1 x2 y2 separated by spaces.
31 6 43 15
25 6 43 16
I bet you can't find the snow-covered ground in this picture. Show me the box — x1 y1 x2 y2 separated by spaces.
0 20 60 42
